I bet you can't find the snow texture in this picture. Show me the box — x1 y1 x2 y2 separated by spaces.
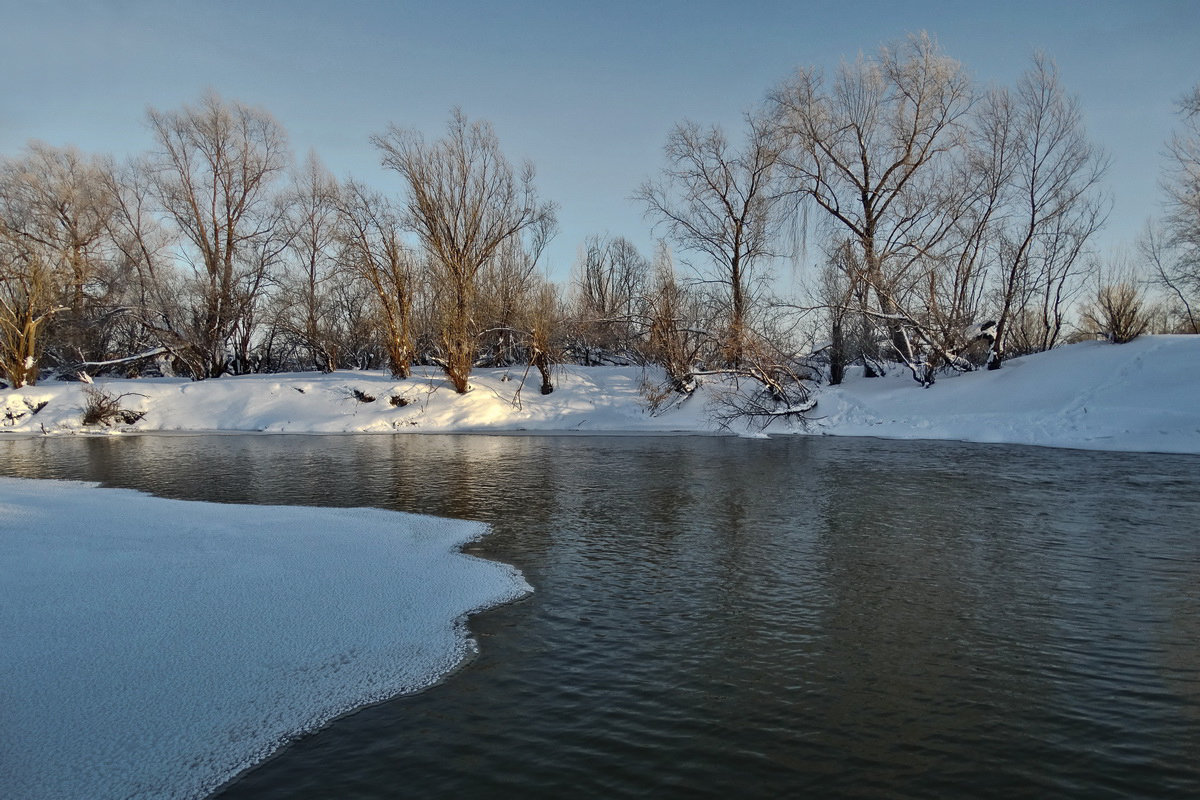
1 335 1198 453
0 478 531 800
811 335 1200 453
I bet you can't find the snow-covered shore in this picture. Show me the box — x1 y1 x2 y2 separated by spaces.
813 335 1200 454
2 335 1198 454
0 478 531 800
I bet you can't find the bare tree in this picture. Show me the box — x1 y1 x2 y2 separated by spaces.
637 113 785 366
100 156 191 374
814 240 861 385
569 235 648 363
0 144 122 385
476 229 552 366
228 204 292 374
337 180 417 378
817 84 1012 386
1143 223 1198 332
771 32 973 367
644 244 705 396
1147 84 1200 331
516 276 563 397
145 91 292 378
1165 85 1200 258
987 54 1107 368
372 109 556 393
0 144 121 382
0 228 57 387
330 273 388 370
921 85 1016 369
277 153 343 372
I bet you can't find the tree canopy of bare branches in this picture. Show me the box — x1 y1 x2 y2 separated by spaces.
0 144 116 386
276 153 343 372
336 180 417 378
1146 84 1200 332
637 113 786 366
770 40 1109 388
570 235 649 363
986 54 1108 368
0 39 1184 421
771 32 973 368
146 91 292 378
372 109 556 393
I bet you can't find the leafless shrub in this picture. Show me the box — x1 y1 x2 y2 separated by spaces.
1081 282 1149 344
644 249 703 396
639 373 689 416
389 394 410 407
81 386 145 426
348 387 376 403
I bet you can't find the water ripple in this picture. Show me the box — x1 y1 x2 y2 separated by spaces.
2 434 1198 799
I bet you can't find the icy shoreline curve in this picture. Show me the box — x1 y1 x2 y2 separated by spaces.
2 335 1198 454
0 478 532 800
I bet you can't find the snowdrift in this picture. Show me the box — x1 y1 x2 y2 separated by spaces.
814 335 1200 454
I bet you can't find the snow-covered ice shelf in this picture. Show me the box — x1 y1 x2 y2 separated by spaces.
0 477 531 800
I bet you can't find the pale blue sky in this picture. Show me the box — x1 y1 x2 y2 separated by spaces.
2 1 1196 280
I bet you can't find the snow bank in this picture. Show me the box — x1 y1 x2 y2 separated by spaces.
812 335 1200 454
0 365 713 437
1 335 1198 453
0 478 531 800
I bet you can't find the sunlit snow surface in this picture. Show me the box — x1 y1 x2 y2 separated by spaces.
0 478 531 800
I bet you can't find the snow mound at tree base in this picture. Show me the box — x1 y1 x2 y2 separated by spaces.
0 478 531 800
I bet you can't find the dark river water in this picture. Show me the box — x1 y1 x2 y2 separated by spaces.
2 433 1198 799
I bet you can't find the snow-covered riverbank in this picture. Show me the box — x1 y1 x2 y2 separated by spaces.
0 478 530 800
813 335 1200 454
2 335 1198 454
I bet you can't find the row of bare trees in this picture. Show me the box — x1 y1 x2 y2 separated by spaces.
0 96 565 392
637 35 1123 397
3 36 1196 410
0 92 748 397
639 34 1200 403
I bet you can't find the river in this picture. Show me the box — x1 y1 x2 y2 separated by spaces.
2 433 1197 798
